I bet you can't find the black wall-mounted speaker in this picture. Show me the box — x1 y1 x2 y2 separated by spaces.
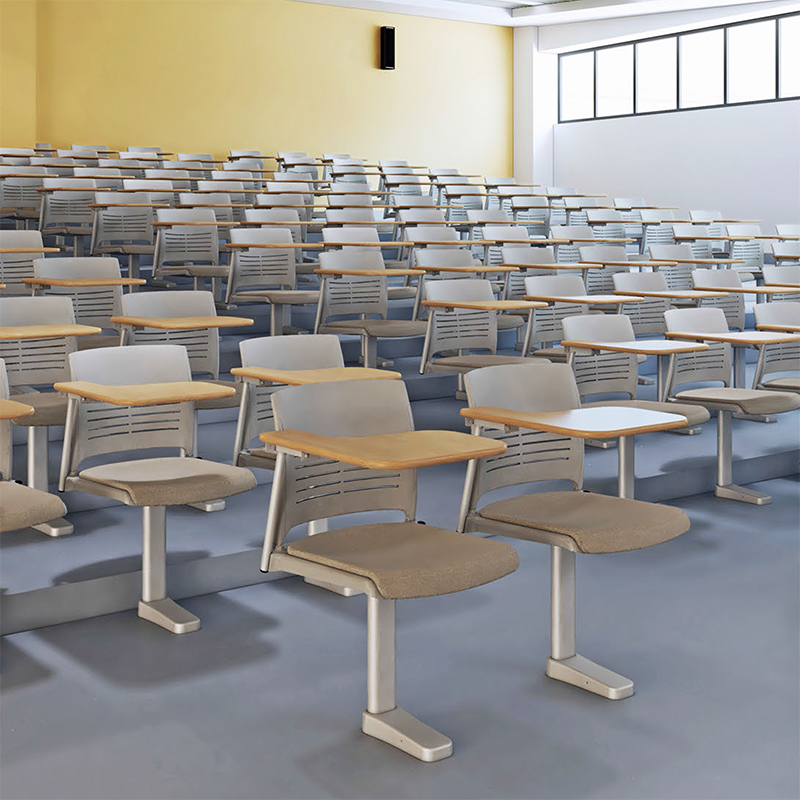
380 26 395 70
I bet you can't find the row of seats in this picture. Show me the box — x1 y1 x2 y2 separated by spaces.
1 143 798 763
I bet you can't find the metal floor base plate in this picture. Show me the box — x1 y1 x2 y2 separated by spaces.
547 654 634 700
362 707 453 762
138 598 201 634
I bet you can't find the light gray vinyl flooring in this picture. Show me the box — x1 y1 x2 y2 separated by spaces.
1 469 798 800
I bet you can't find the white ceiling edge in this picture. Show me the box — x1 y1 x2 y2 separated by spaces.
291 0 800 26
514 0 799 25
537 0 800 50
290 0 514 26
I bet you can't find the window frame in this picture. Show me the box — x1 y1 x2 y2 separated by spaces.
557 12 799 124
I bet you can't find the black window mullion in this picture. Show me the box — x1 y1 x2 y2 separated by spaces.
593 50 598 118
633 42 638 114
676 35 682 108
775 18 780 98
723 26 729 104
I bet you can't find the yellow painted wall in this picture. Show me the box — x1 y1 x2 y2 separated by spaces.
0 0 38 145
7 0 513 175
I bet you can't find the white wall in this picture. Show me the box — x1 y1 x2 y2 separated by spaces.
553 99 800 231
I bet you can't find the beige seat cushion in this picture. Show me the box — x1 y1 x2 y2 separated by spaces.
432 354 549 370
497 315 524 330
76 335 122 351
583 399 710 427
193 379 242 410
10 392 67 427
762 376 800 392
479 491 689 554
674 387 800 415
287 522 519 600
0 482 67 533
79 457 256 507
234 289 319 305
324 319 428 338
388 286 417 301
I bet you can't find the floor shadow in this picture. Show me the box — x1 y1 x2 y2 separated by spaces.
33 592 280 688
296 707 618 800
0 638 54 693
52 550 210 584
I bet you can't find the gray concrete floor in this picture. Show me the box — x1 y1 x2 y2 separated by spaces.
1 472 798 800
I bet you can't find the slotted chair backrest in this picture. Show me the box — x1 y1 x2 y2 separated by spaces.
40 178 97 230
664 307 732 389
463 363 584 504
154 208 218 269
0 230 44 292
648 243 695 290
123 178 173 206
91 191 156 253
562 313 639 398
523 274 588 350
672 224 714 259
60 345 196 484
227 228 295 302
243 207 302 242
236 335 344 452
120 290 220 378
423 279 497 359
316 249 389 326
501 245 558 299
611 270 669 335
550 225 593 263
690 268 745 330
0 296 77 386
752 302 800 385
178 192 234 224
265 380 417 552
577 244 630 294
32 256 123 328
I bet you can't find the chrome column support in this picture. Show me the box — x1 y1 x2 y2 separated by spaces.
714 410 771 504
28 426 73 537
361 596 453 762
617 435 635 499
546 546 634 700
138 505 200 634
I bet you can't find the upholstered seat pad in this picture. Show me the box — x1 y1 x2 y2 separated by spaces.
432 354 548 370
287 522 519 600
324 319 428 338
235 290 319 305
763 377 800 392
387 287 417 300
497 315 525 330
79 457 256 507
674 387 800 414
0 482 67 533
583 399 710 426
194 379 242 410
10 392 67 427
479 491 689 554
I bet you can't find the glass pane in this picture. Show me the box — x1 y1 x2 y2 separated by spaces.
680 29 724 108
779 15 800 98
636 38 677 113
560 52 595 121
596 45 634 117
727 20 776 103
